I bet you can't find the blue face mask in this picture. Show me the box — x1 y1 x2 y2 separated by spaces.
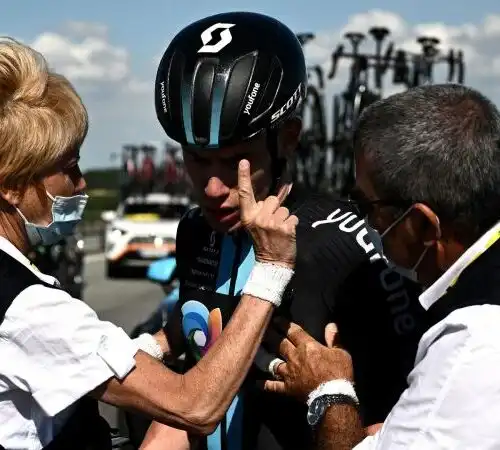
17 191 89 246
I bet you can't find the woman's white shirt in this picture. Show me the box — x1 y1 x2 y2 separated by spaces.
0 237 139 450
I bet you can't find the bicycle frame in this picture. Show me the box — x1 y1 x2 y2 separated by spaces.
294 28 466 196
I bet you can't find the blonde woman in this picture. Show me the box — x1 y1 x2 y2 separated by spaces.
0 38 299 450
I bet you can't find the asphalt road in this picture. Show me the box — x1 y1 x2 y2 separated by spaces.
84 253 162 429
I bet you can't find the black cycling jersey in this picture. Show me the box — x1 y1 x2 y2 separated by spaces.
172 187 426 450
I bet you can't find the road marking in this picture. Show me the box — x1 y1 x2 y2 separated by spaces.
85 253 105 263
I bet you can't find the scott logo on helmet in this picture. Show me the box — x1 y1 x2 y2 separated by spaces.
243 82 261 115
197 23 235 54
270 83 303 123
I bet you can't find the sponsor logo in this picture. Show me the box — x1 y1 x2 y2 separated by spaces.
312 207 416 335
243 82 261 115
197 23 235 54
270 83 303 122
312 208 380 262
159 81 167 113
196 256 218 267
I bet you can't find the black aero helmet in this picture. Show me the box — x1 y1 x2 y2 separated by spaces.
155 11 307 150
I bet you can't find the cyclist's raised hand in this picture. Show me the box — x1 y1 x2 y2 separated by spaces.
238 159 298 269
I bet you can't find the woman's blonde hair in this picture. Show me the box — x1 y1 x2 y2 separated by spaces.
0 37 88 188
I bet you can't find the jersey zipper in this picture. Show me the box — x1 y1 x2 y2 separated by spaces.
220 233 244 450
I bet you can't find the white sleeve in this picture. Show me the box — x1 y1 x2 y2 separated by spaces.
354 323 500 450
2 284 139 417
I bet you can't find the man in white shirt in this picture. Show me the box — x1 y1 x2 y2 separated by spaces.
263 83 500 449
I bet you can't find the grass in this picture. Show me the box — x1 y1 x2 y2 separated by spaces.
83 189 119 223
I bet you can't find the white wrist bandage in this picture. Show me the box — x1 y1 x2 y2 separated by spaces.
307 379 359 407
134 333 163 360
242 262 294 307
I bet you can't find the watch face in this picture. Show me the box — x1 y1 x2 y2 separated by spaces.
307 398 326 426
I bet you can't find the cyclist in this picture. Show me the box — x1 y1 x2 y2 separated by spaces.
148 11 425 450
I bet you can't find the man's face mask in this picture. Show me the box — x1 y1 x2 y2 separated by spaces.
366 206 432 283
17 191 89 247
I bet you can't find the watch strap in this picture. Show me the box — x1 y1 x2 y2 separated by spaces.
307 393 360 427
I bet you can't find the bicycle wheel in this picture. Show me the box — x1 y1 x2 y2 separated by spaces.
332 94 341 144
302 85 327 190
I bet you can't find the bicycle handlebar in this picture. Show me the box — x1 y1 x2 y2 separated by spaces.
322 30 465 88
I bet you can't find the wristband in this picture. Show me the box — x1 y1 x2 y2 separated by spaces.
307 379 358 407
242 262 294 307
134 333 163 360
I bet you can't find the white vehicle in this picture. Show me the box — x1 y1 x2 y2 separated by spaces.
101 193 192 278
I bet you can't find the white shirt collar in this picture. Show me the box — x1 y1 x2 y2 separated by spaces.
419 221 500 310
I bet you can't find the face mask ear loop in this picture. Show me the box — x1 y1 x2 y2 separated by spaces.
380 205 414 239
412 246 430 272
266 128 286 194
15 207 29 223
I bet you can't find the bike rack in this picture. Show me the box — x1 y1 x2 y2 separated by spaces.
295 28 466 195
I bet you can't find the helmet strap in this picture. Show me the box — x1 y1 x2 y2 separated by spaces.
266 128 287 194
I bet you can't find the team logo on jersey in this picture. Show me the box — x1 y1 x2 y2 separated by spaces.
181 300 223 360
198 23 235 54
209 230 216 247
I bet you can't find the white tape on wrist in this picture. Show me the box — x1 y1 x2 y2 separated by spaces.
307 379 358 407
242 262 294 307
134 333 164 360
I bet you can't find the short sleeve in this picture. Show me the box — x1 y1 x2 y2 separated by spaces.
285 220 368 343
0 284 139 416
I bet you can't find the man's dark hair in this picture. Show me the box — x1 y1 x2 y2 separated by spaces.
353 83 500 241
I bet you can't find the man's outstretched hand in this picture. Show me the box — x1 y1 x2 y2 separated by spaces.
264 320 354 403
238 159 298 269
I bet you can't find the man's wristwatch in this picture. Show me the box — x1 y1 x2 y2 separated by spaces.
306 379 359 427
307 393 359 426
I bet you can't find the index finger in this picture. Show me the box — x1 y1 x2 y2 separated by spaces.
238 159 256 218
264 326 296 360
282 322 317 347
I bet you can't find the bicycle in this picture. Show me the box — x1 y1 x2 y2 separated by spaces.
325 28 465 195
294 63 328 190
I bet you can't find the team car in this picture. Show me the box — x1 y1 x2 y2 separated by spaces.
101 193 192 278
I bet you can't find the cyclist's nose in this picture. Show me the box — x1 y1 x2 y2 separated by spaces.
204 177 230 199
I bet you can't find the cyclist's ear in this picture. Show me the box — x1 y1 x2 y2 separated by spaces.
277 117 302 159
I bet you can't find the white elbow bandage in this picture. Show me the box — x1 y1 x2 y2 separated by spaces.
134 333 164 360
242 262 294 307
